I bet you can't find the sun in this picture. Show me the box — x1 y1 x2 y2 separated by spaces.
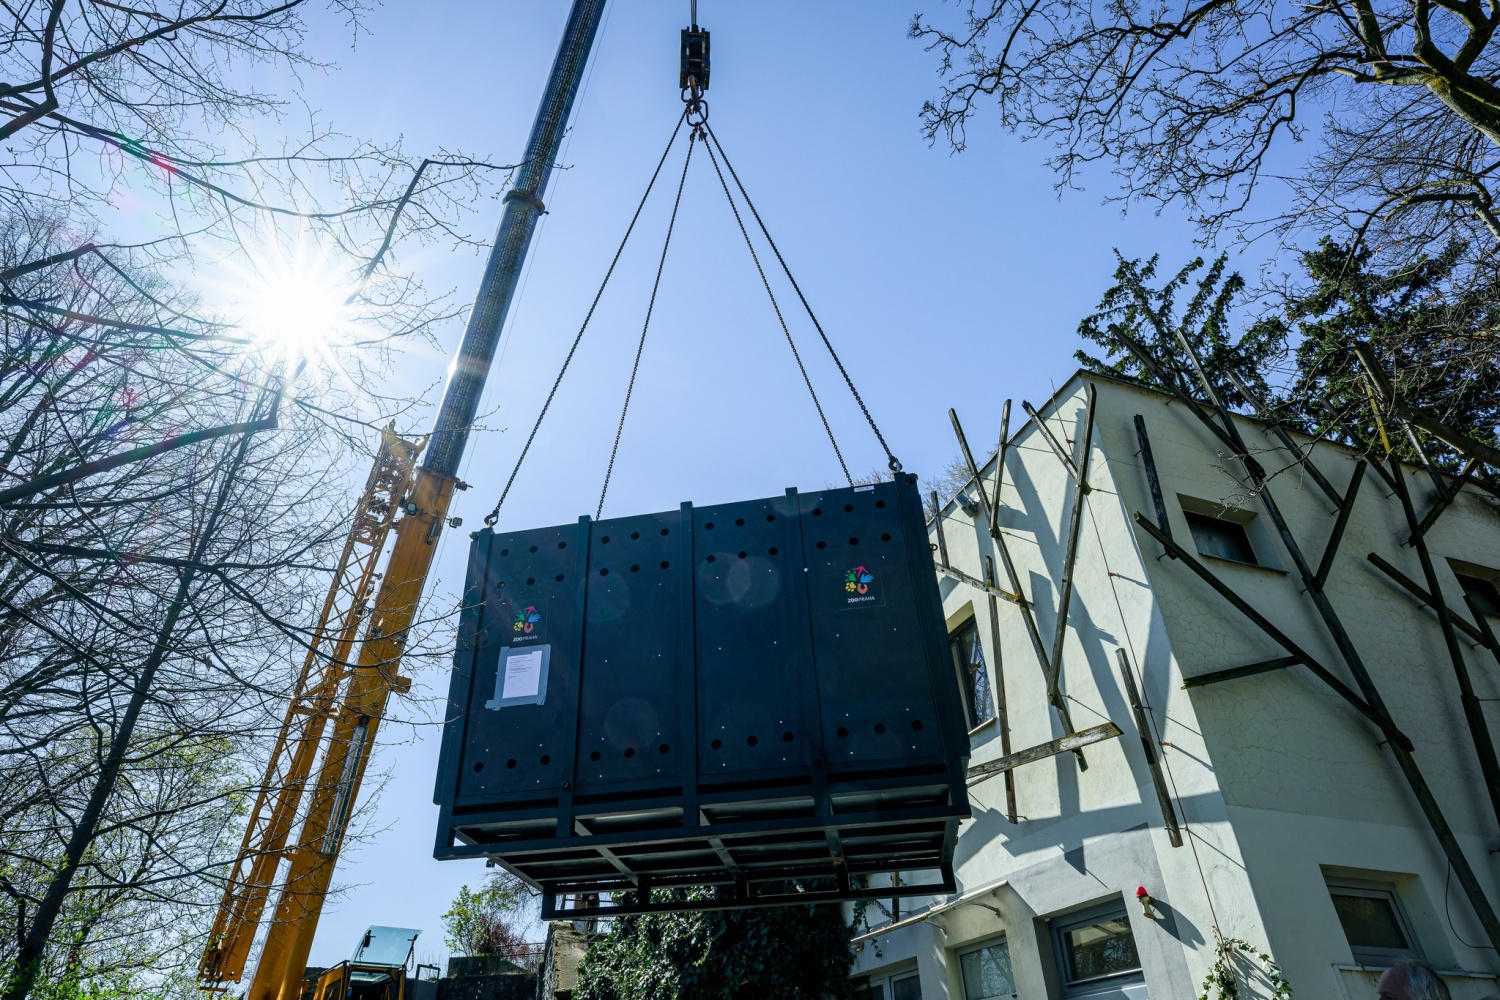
235 237 361 367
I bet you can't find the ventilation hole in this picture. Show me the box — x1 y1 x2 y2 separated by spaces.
746 735 759 747
529 545 538 553
631 531 640 540
836 727 849 738
601 535 611 544
875 499 886 508
737 551 747 560
555 573 565 582
874 723 886 735
660 527 670 536
625 565 638 574
660 560 670 569
506 758 518 769
711 739 723 750
849 537 859 546
881 533 891 542
500 548 510 556
624 747 635 759
766 514 776 522
599 567 609 577
473 761 484 772
911 720 924 731
558 541 567 549
659 743 671 754
540 754 551 765
844 504 854 513
735 518 745 527
706 554 717 563
782 731 794 743
526 577 536 586
812 508 823 516
816 541 827 550
768 546 779 556
590 750 601 762
705 522 715 530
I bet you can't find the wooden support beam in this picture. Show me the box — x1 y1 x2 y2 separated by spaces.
989 401 1011 538
1315 461 1366 592
1387 458 1500 828
1133 415 1173 546
1116 649 1182 847
1022 400 1078 477
967 723 1122 786
950 407 1087 769
987 556 1017 824
1226 369 1343 508
931 491 950 569
1135 513 1412 753
1181 656 1302 689
1413 458 1478 542
1046 384 1097 704
1147 329 1500 953
1366 553 1488 647
938 564 1019 605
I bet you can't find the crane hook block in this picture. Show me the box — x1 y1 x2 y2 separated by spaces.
680 26 710 91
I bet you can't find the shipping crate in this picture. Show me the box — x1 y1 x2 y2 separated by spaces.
432 476 971 916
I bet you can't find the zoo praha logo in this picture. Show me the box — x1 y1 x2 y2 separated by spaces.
513 606 541 634
842 566 881 607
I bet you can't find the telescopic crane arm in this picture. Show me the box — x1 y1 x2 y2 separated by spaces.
197 3 609 997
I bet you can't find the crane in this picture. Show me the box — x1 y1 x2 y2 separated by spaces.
197 3 610 997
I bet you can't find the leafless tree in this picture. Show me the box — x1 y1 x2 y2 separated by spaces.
911 0 1500 272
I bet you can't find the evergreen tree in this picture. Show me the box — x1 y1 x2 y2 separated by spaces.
1074 253 1283 408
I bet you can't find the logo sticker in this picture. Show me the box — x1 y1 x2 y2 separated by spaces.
513 605 542 634
841 565 883 608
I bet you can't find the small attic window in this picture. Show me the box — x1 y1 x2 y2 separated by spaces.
1451 563 1500 618
1184 511 1258 565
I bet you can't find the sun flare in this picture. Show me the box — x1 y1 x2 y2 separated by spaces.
234 238 361 367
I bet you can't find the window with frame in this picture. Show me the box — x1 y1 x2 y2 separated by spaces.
1051 901 1144 996
1326 880 1419 965
854 970 922 1000
1183 510 1259 565
960 939 1016 1000
1454 569 1500 618
949 616 996 732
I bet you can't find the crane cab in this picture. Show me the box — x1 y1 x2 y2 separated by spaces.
306 926 421 1000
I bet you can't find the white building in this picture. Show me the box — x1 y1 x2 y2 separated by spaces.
849 371 1500 1000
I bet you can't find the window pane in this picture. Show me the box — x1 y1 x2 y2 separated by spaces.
1331 892 1409 951
1185 512 1257 564
961 942 1015 1000
891 975 922 1000
1457 573 1500 618
854 986 885 1000
949 621 996 729
1062 914 1141 983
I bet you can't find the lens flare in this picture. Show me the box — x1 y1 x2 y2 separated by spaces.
233 236 360 368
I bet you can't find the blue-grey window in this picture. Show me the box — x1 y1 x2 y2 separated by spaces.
949 617 996 731
960 939 1016 1000
1327 880 1419 965
1051 900 1144 996
1183 510 1258 565
855 971 921 1000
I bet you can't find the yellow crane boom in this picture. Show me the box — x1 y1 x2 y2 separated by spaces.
198 427 421 987
196 3 608 996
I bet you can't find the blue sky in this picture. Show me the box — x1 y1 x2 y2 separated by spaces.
289 0 1243 970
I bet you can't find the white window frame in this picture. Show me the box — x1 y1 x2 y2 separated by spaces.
958 936 1017 1000
1050 899 1146 997
855 966 923 1000
1325 878 1421 966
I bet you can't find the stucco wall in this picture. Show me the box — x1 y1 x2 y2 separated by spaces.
851 372 1500 1000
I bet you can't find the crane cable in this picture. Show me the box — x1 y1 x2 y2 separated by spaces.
484 100 904 527
484 109 689 527
703 120 901 475
596 129 697 519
